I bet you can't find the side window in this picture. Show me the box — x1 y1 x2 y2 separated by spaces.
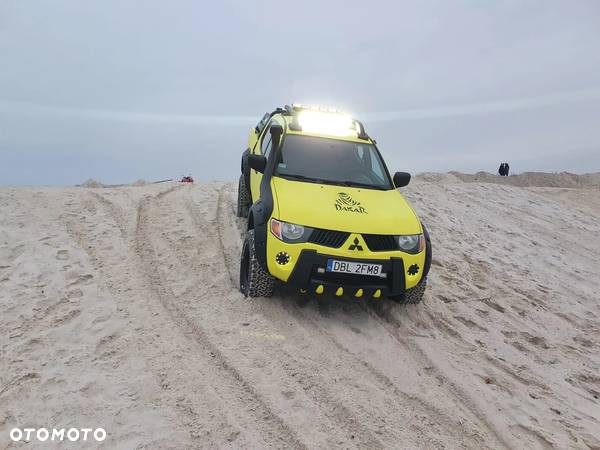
255 113 269 134
261 132 272 158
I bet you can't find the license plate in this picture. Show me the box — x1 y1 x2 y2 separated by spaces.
326 259 383 276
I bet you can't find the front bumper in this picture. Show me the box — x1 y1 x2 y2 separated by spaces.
286 250 406 297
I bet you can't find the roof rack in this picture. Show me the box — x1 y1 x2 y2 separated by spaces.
288 103 343 114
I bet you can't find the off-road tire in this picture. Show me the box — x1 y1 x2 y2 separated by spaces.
237 174 250 218
404 277 427 304
240 230 274 297
390 277 427 304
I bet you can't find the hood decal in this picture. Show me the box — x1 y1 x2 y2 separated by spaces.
335 192 367 214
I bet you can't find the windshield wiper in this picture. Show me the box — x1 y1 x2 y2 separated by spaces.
337 180 388 190
278 174 326 184
278 174 388 190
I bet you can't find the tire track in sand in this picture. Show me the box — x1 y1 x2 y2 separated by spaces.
177 186 387 449
215 184 501 448
134 188 308 450
208 184 506 448
284 298 495 448
361 302 512 449
66 186 268 448
78 185 305 448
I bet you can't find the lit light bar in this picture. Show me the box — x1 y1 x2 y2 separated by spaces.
288 103 368 139
292 103 341 114
296 110 361 137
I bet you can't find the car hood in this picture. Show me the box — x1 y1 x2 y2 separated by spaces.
271 177 422 235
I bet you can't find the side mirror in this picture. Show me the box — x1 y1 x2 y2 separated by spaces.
393 172 411 188
248 154 267 173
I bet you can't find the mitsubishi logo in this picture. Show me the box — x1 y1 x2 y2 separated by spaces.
348 237 363 251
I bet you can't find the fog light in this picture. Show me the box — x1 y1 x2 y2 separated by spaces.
373 289 381 299
407 264 419 276
335 287 343 297
355 289 363 298
276 252 290 265
315 285 324 294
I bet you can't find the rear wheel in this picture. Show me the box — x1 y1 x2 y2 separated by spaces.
237 174 250 218
240 230 274 297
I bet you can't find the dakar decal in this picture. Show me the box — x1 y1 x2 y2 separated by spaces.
335 192 367 214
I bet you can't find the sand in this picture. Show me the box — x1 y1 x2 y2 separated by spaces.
1 174 599 449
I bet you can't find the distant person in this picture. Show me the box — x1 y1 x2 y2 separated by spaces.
498 163 506 176
504 162 510 176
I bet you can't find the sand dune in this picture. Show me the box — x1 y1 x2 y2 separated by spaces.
448 171 600 188
1 174 599 449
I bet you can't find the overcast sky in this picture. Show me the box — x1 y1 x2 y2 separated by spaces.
1 0 599 185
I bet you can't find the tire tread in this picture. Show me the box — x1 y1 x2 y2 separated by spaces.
243 230 274 297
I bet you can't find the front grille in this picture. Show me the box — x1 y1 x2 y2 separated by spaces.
308 228 350 248
362 234 398 251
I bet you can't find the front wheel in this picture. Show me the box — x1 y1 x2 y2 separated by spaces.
240 230 274 297
390 277 427 304
403 277 427 304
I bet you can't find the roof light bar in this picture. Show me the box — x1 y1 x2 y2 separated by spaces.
286 103 369 139
292 103 342 114
296 110 359 137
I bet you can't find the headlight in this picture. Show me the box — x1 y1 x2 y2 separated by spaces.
271 219 312 242
396 234 424 254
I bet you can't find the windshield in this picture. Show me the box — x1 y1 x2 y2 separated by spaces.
274 135 393 190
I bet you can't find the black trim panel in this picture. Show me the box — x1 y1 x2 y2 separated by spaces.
422 224 432 278
287 250 406 296
363 234 399 252
307 229 350 248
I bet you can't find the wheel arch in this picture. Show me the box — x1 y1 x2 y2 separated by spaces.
422 223 432 278
248 202 270 271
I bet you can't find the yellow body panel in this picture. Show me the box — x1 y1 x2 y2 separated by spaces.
271 177 422 235
250 130 263 201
